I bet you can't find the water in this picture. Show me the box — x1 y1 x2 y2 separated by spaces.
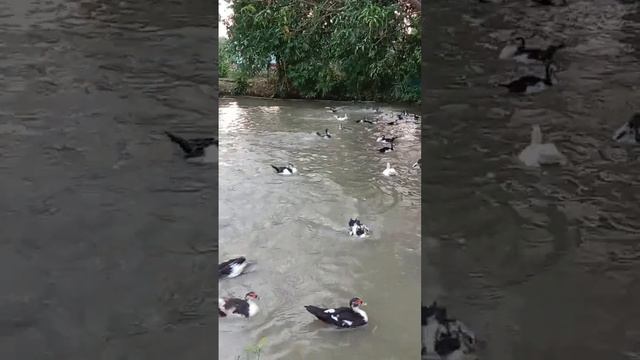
424 1 640 359
219 98 421 360
0 1 216 359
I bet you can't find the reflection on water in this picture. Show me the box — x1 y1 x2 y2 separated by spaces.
0 1 216 359
219 97 420 360
424 1 640 359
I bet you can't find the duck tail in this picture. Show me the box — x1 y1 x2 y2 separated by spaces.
165 131 193 154
271 165 280 172
304 305 330 321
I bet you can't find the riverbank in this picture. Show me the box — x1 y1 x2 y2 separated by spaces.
219 77 421 104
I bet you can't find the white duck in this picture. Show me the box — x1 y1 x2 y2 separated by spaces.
382 162 397 176
518 125 567 167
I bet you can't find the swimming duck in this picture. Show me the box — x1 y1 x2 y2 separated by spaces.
379 143 395 153
518 124 567 167
376 135 397 144
412 159 421 168
434 320 477 360
325 106 338 113
533 0 568 6
304 297 368 329
165 131 218 159
271 163 298 175
499 62 557 94
422 302 477 359
499 37 565 64
382 162 397 176
218 291 260 318
612 113 640 144
316 128 332 139
334 114 349 121
219 256 248 279
348 218 370 238
356 118 375 125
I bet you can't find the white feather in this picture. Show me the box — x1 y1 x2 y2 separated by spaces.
518 125 566 167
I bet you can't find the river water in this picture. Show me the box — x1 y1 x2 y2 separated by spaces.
0 1 216 359
424 1 640 359
219 98 421 359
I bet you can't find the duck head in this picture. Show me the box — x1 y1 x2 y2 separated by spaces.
350 297 366 308
244 291 259 301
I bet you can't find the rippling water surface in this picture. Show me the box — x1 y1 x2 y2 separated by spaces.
0 1 216 359
219 98 421 360
424 1 640 359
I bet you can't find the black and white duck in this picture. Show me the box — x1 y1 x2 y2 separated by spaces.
165 131 218 159
533 0 568 6
379 143 395 153
376 135 397 144
356 117 375 124
499 37 565 64
305 297 368 329
612 113 640 145
348 218 370 238
316 128 332 139
412 158 421 168
499 62 558 94
271 163 298 175
422 302 477 360
218 256 248 279
218 291 260 318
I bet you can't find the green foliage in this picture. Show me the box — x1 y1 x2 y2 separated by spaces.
235 337 268 360
218 38 232 78
225 0 420 102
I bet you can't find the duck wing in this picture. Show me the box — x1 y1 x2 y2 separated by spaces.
221 298 250 317
305 306 366 328
218 257 246 277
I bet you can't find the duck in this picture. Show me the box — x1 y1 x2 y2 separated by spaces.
316 128 332 139
434 320 477 360
382 162 397 176
422 302 447 355
218 256 248 279
348 218 370 238
376 135 397 144
165 131 218 159
325 106 338 113
218 291 260 318
533 0 568 6
499 62 557 94
499 37 565 64
518 124 567 167
379 143 395 153
334 114 349 121
612 113 640 144
304 297 368 329
356 117 375 125
271 163 298 175
422 302 477 359
412 158 421 168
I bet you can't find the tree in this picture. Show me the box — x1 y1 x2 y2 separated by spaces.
225 0 420 102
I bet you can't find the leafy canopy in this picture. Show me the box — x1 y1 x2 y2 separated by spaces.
224 0 420 102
